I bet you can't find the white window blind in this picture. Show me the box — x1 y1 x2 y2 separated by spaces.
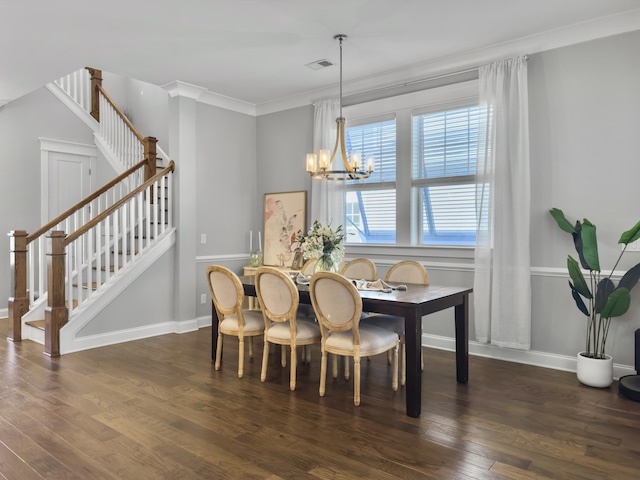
343 119 396 243
412 106 479 244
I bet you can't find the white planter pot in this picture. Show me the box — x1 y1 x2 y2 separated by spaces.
576 352 613 388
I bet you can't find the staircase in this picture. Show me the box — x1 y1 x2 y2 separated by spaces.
7 67 176 356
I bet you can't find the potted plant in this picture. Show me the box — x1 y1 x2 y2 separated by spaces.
550 208 640 387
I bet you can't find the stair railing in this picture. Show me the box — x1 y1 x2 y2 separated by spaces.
7 158 154 342
54 67 163 176
43 161 174 356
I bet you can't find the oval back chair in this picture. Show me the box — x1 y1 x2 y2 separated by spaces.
310 271 399 406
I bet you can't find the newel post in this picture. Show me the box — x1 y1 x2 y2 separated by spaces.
44 231 68 357
87 67 103 122
7 230 28 342
143 136 158 181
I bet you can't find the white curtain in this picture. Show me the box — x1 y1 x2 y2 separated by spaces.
474 56 531 349
310 99 343 226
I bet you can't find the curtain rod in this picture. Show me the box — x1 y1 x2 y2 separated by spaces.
346 54 529 100
346 67 479 100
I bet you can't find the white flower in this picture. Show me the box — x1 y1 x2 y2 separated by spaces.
297 221 345 262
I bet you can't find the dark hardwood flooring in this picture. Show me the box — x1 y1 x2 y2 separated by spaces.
1 318 640 479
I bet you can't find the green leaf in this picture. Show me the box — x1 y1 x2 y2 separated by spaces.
619 221 640 245
549 208 575 233
595 278 615 314
618 262 640 292
580 220 600 272
601 287 631 318
572 222 590 270
568 256 592 299
570 282 590 316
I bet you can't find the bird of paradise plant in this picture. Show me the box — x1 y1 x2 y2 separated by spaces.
550 208 640 359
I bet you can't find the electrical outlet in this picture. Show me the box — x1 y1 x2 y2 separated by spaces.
200 234 207 244
200 293 207 304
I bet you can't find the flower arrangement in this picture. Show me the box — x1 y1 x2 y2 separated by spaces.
296 221 345 272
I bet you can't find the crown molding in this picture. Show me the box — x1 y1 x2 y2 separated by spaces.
158 10 640 117
255 9 640 116
197 90 256 116
162 80 256 115
162 80 208 99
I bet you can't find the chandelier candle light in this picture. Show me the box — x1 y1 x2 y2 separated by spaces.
306 34 374 181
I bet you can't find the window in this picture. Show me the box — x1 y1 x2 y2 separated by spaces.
344 118 396 243
342 82 479 246
412 106 479 244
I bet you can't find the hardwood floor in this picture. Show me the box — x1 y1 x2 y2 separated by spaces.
1 318 639 479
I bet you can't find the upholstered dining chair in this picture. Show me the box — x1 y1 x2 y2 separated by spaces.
300 257 317 276
363 260 428 385
255 266 321 391
339 257 377 281
206 265 265 378
310 271 399 406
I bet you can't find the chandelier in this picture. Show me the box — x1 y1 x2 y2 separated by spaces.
306 34 374 181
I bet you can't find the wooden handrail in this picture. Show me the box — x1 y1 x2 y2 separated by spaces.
65 160 174 245
97 84 144 142
26 159 149 244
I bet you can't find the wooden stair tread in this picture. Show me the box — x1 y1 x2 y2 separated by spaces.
25 320 45 330
93 265 123 272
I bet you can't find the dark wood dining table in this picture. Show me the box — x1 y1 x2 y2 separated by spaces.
211 275 472 418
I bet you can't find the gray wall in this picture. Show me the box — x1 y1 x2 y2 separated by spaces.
528 30 640 365
194 103 258 318
0 87 94 303
102 72 170 152
256 105 314 225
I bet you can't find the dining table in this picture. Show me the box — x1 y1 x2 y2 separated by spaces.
211 274 472 418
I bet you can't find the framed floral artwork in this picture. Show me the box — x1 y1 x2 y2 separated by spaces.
263 190 306 266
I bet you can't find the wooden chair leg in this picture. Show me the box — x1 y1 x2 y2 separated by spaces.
319 349 327 397
290 345 297 391
345 357 350 380
354 355 361 406
332 354 338 379
392 343 399 391
281 345 287 367
238 338 245 378
215 332 223 370
401 339 406 386
248 336 254 359
261 338 269 382
306 345 311 363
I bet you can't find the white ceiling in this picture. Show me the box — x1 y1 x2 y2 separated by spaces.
2 0 640 111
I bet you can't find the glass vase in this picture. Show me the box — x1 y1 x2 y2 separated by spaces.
248 250 263 268
314 252 339 273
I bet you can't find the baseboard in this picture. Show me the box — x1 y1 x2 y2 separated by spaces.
0 308 7 318
196 315 213 329
61 317 201 354
423 333 636 380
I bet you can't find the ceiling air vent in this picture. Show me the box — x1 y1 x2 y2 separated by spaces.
305 59 333 70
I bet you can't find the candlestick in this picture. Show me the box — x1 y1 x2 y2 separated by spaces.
258 231 262 251
249 231 253 252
